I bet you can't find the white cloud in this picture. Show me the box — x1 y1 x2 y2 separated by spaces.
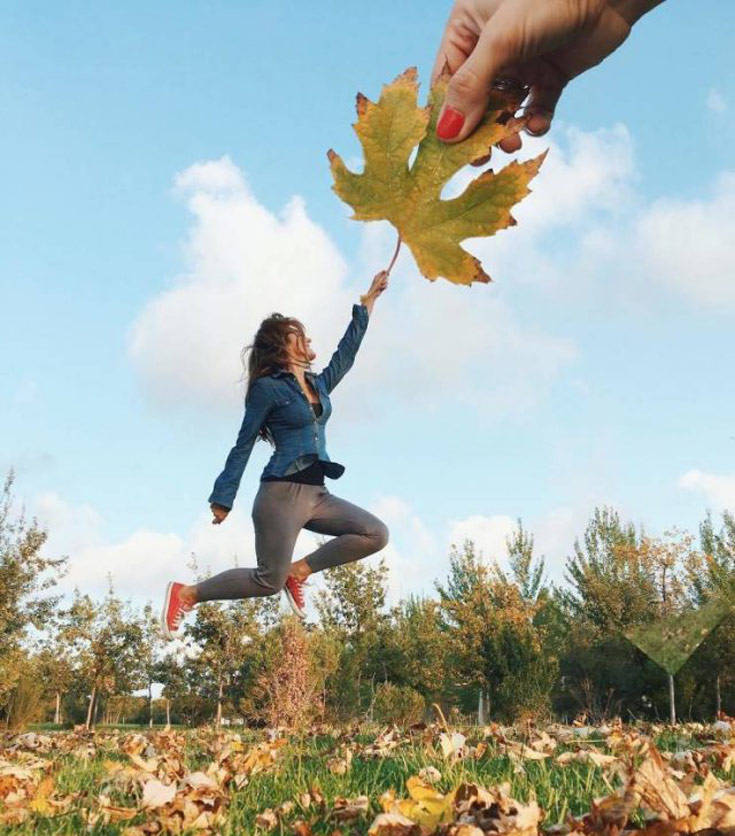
444 506 592 584
506 123 635 234
367 494 439 602
678 469 735 512
35 491 102 554
33 491 324 608
440 123 636 294
337 255 576 418
173 156 246 194
447 513 516 564
635 172 735 308
129 155 353 410
31 486 597 614
130 153 579 419
458 125 735 317
706 89 727 115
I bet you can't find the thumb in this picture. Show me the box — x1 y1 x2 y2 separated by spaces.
436 22 515 143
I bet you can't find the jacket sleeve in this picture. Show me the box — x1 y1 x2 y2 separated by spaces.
208 379 273 510
317 303 370 394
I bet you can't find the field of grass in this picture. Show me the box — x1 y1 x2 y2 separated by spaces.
2 719 735 834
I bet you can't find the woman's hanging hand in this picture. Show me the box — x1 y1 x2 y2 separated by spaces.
210 503 230 525
360 270 389 316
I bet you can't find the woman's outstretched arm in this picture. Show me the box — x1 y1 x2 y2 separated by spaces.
318 270 388 394
208 378 273 516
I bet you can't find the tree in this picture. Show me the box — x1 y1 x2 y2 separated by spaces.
35 641 75 725
59 583 144 728
563 507 650 633
384 596 447 709
0 472 67 722
505 519 545 603
623 530 720 724
683 512 735 716
315 559 390 718
436 539 556 721
561 510 708 723
139 602 166 727
185 599 263 726
155 649 192 727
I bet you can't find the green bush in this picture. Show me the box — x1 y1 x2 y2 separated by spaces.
373 682 426 726
5 667 45 730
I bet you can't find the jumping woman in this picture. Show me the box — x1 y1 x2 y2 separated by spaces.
161 270 390 638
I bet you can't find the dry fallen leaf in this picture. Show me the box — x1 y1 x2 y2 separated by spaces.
332 795 370 822
368 811 421 835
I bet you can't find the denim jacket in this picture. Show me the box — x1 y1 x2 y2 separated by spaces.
208 303 370 509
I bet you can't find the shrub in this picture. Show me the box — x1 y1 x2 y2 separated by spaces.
373 682 425 726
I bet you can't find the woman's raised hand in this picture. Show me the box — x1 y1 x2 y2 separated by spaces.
210 503 230 525
360 270 389 316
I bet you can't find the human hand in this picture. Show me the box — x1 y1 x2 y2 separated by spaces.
360 270 389 315
210 503 230 525
431 0 653 151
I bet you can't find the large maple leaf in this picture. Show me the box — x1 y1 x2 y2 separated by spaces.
327 67 546 285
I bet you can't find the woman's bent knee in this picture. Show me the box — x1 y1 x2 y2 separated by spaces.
370 520 389 552
256 571 288 596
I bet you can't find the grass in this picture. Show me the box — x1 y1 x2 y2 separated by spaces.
1 722 733 834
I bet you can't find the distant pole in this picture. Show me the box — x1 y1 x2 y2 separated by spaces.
668 673 676 725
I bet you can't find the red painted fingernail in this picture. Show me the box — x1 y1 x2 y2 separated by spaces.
436 106 465 140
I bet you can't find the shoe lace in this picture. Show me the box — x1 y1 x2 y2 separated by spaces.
171 601 193 629
289 576 306 607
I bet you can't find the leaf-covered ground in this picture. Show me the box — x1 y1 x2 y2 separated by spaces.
3 719 735 834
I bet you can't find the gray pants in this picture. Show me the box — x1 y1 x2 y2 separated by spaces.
195 481 390 602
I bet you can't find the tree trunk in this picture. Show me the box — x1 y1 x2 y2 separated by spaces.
478 689 485 725
668 673 676 725
716 673 722 718
85 686 96 730
165 698 170 728
149 681 153 728
216 677 223 727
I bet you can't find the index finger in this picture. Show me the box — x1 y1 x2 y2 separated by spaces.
430 10 480 86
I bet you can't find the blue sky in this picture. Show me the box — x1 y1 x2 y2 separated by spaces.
2 1 734 609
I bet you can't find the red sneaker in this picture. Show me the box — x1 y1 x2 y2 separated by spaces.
161 581 194 639
283 575 307 619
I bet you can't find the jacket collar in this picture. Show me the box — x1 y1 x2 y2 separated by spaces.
271 368 316 379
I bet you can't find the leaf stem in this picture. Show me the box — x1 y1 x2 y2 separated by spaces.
385 233 402 275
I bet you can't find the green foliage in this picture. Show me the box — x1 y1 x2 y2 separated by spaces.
562 507 651 633
4 652 45 729
5 457 735 728
315 558 391 718
58 585 145 727
0 471 67 721
506 519 545 603
372 682 425 725
436 539 557 720
384 596 448 705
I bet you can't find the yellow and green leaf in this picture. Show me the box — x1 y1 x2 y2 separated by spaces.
328 67 545 285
